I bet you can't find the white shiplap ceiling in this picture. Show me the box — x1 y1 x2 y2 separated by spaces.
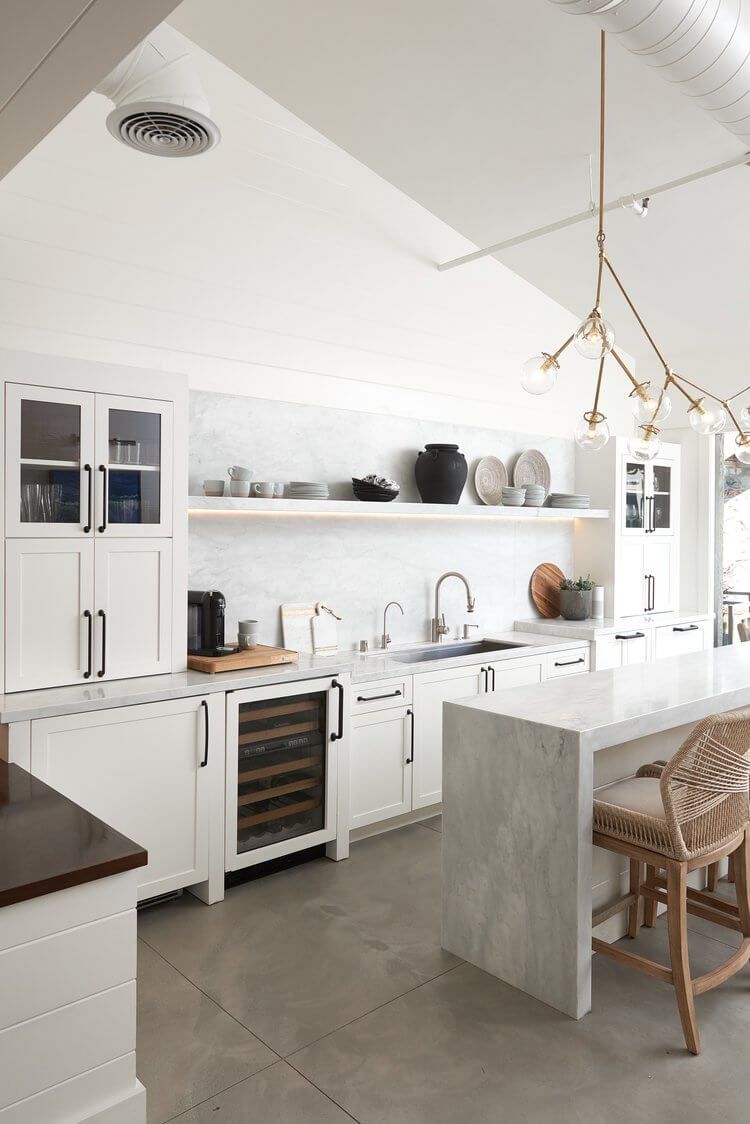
170 0 750 399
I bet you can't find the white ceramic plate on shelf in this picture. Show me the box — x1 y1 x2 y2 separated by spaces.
513 449 551 493
474 456 508 505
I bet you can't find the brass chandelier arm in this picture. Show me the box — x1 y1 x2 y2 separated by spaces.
669 370 725 407
603 255 670 371
664 372 700 409
594 30 607 308
726 383 750 404
551 334 574 363
591 354 606 419
609 348 642 391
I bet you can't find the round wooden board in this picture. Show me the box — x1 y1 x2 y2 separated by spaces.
530 563 564 619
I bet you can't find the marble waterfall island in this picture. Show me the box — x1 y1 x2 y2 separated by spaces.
441 644 750 1020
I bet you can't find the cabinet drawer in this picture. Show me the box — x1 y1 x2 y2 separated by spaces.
654 621 707 660
545 649 590 678
0 910 136 1031
351 675 412 713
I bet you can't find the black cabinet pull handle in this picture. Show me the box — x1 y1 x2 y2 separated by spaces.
554 657 585 667
651 574 656 611
480 666 487 692
331 679 344 741
405 707 415 764
83 610 93 679
357 689 402 702
674 624 699 633
97 609 106 677
489 666 496 690
615 632 645 640
200 700 209 767
83 464 92 533
98 465 108 533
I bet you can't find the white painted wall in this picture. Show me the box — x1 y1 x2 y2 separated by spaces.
189 391 576 648
0 32 632 438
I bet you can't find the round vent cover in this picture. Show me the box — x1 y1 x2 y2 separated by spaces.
105 100 220 157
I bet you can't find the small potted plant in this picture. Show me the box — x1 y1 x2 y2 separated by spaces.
559 575 594 621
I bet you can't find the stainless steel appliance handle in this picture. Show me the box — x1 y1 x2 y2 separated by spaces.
330 679 344 741
405 708 414 764
200 699 209 767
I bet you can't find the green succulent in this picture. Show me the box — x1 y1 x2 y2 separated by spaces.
560 574 594 592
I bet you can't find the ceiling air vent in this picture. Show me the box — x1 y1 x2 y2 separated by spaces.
96 25 220 158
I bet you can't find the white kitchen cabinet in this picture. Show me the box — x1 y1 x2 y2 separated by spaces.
30 697 213 900
412 664 483 809
646 538 673 613
350 705 413 829
486 656 544 690
544 649 590 678
5 539 95 692
654 619 710 660
617 538 674 616
94 538 172 680
592 629 651 670
95 393 173 538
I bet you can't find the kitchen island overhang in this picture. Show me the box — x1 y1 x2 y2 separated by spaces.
441 644 750 1020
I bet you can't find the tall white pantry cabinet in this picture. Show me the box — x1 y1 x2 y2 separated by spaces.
1 350 188 694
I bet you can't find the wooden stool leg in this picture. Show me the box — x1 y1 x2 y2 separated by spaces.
706 862 719 892
732 828 750 938
728 852 736 883
643 865 658 927
666 859 700 1055
628 859 642 938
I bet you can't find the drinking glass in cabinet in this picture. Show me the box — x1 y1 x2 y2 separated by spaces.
107 408 161 526
625 463 646 530
234 691 327 854
19 398 81 524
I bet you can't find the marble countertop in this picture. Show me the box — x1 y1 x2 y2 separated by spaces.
514 610 711 641
0 631 588 723
451 643 750 752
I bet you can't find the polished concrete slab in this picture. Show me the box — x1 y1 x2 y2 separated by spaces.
137 821 750 1124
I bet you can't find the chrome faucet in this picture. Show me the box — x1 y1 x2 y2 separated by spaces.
431 572 476 643
381 600 404 649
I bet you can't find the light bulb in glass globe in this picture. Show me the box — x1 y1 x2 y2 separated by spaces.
574 412 610 452
573 311 615 360
627 424 662 462
630 382 672 426
735 435 750 465
741 404 750 428
688 397 726 435
520 352 559 395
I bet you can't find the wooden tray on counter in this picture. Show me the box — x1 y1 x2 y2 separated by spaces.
188 644 299 674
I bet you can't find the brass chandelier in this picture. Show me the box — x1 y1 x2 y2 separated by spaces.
521 31 750 466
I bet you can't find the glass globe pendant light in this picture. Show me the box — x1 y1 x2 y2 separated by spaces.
521 352 559 395
574 411 610 451
629 382 672 426
688 397 726 435
627 423 662 462
735 434 750 465
573 309 615 360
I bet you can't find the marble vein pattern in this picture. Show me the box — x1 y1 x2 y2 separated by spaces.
189 390 575 648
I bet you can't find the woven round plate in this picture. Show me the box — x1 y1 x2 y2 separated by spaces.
474 456 508 505
530 562 565 619
513 449 551 494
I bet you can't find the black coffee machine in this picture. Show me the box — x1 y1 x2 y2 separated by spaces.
188 590 230 656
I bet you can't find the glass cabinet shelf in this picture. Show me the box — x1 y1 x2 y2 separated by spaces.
20 458 79 468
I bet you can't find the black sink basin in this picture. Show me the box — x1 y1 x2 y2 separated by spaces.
392 640 528 664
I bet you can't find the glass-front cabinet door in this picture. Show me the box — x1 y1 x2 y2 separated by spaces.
649 461 674 534
5 383 95 537
95 395 173 536
622 459 647 534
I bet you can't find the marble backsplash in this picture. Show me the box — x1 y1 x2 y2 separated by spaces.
189 391 575 649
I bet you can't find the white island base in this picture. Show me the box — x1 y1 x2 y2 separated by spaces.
441 645 750 1019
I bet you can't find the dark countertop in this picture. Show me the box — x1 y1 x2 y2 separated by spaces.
0 761 147 909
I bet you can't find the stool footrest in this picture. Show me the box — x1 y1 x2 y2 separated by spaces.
592 937 672 985
592 892 637 928
692 939 750 996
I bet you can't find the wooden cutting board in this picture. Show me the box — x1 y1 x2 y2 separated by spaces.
530 563 565 619
188 644 299 674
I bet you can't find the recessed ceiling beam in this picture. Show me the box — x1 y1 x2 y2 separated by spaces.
437 152 749 272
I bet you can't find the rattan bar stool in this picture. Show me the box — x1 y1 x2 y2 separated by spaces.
592 709 750 1055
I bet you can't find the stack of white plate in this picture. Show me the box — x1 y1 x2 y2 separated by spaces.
523 484 546 508
548 493 590 509
501 486 525 508
287 481 330 500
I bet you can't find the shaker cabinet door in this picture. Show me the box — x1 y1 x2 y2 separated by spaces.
350 706 412 829
618 540 647 616
94 538 172 680
5 539 95 692
412 666 483 810
94 394 173 537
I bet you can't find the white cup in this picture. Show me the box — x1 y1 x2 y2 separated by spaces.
203 479 224 496
230 480 251 498
252 482 274 498
238 619 259 649
228 465 252 481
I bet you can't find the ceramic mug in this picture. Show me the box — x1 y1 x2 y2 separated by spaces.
228 465 252 481
203 479 224 496
238 620 259 649
252 482 274 498
230 480 251 498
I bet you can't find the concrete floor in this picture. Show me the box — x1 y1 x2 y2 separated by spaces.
137 817 750 1123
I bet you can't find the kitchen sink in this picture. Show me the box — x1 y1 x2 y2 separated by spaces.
391 640 528 664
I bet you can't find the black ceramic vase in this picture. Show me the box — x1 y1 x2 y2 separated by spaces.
414 443 468 504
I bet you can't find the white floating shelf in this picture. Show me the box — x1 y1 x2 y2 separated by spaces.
188 496 609 520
